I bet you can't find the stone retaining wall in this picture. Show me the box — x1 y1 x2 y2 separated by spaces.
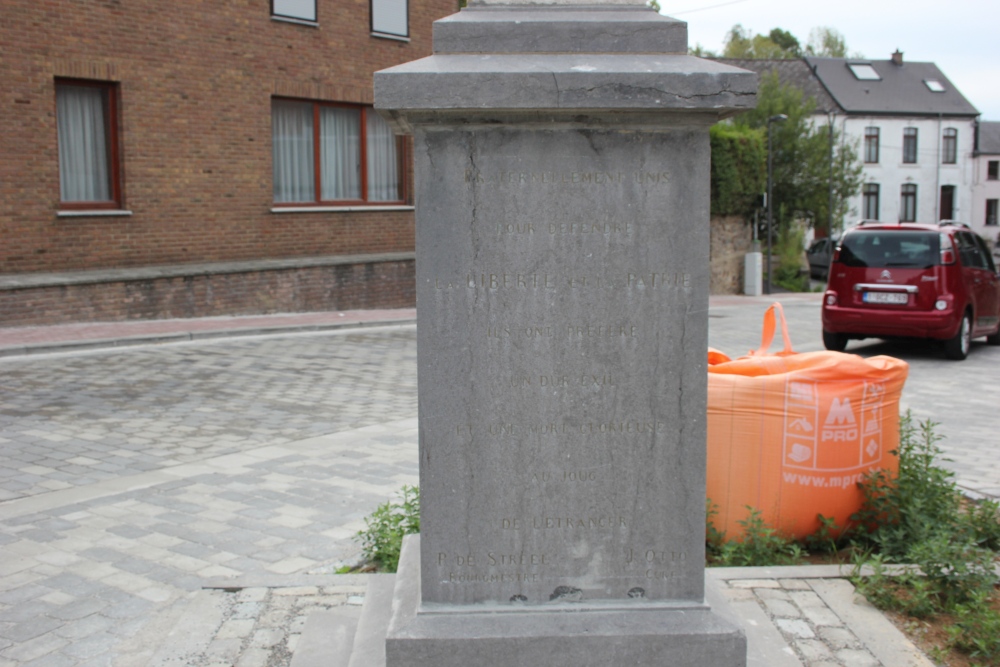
0 255 415 327
710 215 753 295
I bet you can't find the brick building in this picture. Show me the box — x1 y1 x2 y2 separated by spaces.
1 0 457 326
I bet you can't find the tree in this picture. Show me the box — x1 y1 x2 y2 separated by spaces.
721 25 860 61
722 24 800 59
805 27 856 58
732 72 863 236
767 28 801 58
689 44 719 58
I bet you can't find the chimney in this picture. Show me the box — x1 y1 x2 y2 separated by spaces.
891 50 904 66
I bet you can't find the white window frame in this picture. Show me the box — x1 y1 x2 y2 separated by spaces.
863 183 880 220
371 0 409 39
272 0 317 23
942 128 957 165
848 63 881 81
900 184 917 222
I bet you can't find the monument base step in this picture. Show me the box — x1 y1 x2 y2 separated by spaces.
290 606 363 667
292 573 395 667
381 535 748 667
328 537 819 667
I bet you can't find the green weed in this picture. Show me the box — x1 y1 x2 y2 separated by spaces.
708 505 804 567
804 514 844 555
355 485 420 573
848 414 1000 663
946 590 1000 663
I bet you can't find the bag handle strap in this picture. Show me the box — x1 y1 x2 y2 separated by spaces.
750 302 796 357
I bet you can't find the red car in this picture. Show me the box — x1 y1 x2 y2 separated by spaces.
822 221 1000 360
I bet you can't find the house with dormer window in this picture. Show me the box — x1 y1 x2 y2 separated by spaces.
806 51 979 232
718 52 981 235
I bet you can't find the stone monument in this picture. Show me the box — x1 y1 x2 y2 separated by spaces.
372 0 757 664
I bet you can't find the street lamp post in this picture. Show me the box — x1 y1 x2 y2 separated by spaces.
766 114 788 295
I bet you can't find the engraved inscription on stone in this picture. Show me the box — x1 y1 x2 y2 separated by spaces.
464 169 670 186
432 272 693 291
416 128 710 605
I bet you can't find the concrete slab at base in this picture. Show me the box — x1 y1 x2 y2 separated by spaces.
384 536 746 667
347 574 398 667
290 607 362 667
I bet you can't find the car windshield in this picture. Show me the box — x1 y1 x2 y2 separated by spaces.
838 231 939 269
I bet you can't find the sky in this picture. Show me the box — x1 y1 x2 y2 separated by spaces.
660 0 1000 120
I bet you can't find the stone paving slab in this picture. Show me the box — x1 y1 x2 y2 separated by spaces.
0 327 417 501
0 301 996 666
710 574 935 667
0 334 417 666
0 310 416 357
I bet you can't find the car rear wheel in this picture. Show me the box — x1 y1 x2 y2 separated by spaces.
987 326 1000 346
944 312 972 360
823 330 848 352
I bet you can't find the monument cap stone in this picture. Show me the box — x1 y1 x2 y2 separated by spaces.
376 4 754 134
432 7 689 54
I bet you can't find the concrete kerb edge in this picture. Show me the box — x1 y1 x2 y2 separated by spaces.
201 574 373 591
0 317 418 358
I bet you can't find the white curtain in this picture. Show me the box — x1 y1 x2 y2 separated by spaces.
57 85 110 202
272 100 315 203
371 0 408 37
366 112 399 202
273 0 316 21
320 107 361 200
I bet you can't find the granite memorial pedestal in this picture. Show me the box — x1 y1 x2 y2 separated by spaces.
371 1 757 664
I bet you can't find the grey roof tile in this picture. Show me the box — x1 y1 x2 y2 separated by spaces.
714 58 841 114
977 121 1000 154
804 56 978 117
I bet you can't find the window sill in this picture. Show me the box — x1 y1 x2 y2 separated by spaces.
58 209 133 218
271 205 414 214
371 31 410 43
271 15 319 27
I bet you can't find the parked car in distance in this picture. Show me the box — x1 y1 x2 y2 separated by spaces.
821 221 1000 360
806 238 834 280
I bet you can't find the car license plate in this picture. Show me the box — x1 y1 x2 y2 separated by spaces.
863 291 908 305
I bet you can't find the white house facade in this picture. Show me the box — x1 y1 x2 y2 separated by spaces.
972 121 1000 247
806 53 979 233
836 114 976 226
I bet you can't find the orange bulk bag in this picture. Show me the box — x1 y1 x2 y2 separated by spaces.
707 303 908 540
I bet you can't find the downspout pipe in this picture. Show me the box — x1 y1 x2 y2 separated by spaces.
936 113 942 220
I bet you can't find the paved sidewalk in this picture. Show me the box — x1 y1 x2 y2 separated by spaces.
0 309 416 357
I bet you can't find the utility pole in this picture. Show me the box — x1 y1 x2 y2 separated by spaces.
766 114 788 295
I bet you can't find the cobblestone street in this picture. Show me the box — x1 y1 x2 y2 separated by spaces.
0 297 996 666
0 326 418 666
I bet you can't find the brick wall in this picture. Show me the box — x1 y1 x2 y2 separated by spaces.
0 258 415 327
1 0 456 275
